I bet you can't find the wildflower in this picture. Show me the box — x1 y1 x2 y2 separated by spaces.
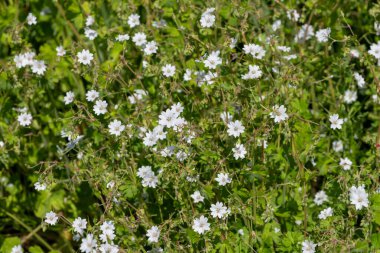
34 182 46 191
31 60 47 75
243 44 266 59
332 140 343 152
270 105 288 123
242 65 262 80
116 34 129 42
204 51 222 69
56 46 66 57
314 190 328 205
108 120 125 136
132 32 147 46
200 8 215 28
86 90 99 102
227 120 245 137
77 49 93 65
11 245 23 253
128 13 140 28
215 173 232 186
192 215 210 234
80 234 97 253
27 13 37 25
144 41 158 55
64 91 75 105
295 24 314 42
73 217 87 235
210 202 230 219
339 157 352 171
45 211 59 225
85 16 95 26
302 240 317 253
329 114 343 129
93 100 108 115
146 226 160 243
316 28 331 42
191 191 204 203
162 64 176 77
287 9 300 22
232 143 247 159
84 28 98 40
349 185 369 210
343 90 357 104
318 207 333 220
353 72 365 88
18 113 33 126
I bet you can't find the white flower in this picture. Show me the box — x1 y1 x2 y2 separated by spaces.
192 215 210 234
183 69 192 81
243 44 266 59
137 166 159 188
11 245 23 253
31 60 47 75
93 100 108 115
242 65 262 80
368 41 380 59
128 14 140 28
85 16 95 26
176 150 188 162
272 20 281 31
77 49 94 65
343 90 357 104
230 38 237 48
18 113 33 126
204 51 222 69
270 105 288 123
56 46 66 57
295 24 314 43
329 114 343 129
86 90 99 102
100 221 115 242
80 233 97 253
84 28 98 40
277 46 291 52
191 191 204 203
144 41 158 55
116 34 130 42
350 49 360 58
27 13 37 25
200 9 215 28
353 72 365 88
108 120 125 136
232 143 247 159
147 226 160 243
162 64 176 77
44 211 59 225
314 190 328 205
332 140 343 152
132 32 147 46
318 207 333 220
349 185 369 210
34 182 46 191
99 244 118 253
73 217 87 235
210 202 230 219
128 89 147 104
339 157 352 171
215 173 232 186
227 120 245 137
287 9 300 22
302 240 317 253
316 28 331 42
64 91 75 105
